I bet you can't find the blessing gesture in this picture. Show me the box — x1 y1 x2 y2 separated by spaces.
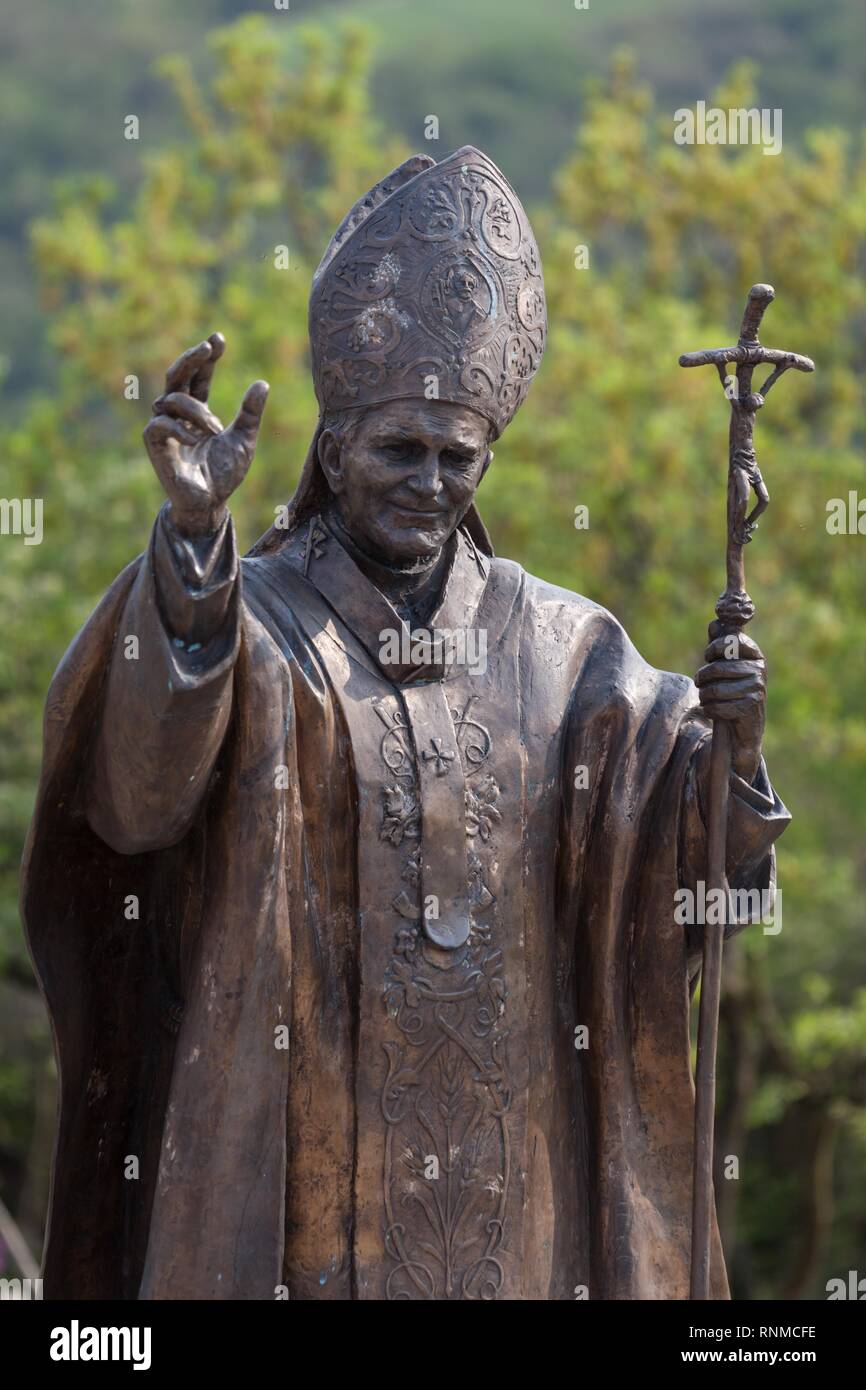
144 332 269 536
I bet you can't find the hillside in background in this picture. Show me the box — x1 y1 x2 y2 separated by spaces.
2 0 864 400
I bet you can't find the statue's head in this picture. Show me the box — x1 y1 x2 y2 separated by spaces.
317 398 492 563
253 147 545 561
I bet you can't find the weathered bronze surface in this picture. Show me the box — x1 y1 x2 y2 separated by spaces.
22 147 790 1300
679 285 813 1299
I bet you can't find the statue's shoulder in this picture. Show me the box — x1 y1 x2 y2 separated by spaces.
493 558 695 711
489 554 623 640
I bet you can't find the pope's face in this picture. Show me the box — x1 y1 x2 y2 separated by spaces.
318 399 492 563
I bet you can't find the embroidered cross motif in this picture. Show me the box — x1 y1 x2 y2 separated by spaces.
422 737 455 776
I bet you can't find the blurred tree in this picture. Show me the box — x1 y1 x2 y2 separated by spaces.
1 19 864 1297
499 51 866 1299
2 13 404 968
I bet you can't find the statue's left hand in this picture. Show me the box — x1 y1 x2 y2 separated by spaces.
694 632 766 784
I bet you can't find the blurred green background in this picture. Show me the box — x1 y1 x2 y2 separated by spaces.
1 0 864 1299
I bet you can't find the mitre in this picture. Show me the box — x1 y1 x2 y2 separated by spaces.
310 144 547 435
252 145 547 555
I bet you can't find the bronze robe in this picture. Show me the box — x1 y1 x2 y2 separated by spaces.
21 506 789 1301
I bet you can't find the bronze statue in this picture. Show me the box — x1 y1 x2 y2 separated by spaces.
22 147 789 1301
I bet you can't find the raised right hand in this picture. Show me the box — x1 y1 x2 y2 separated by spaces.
144 332 269 536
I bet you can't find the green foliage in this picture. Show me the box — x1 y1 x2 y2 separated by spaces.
496 54 866 1293
1 15 864 1296
1 16 405 971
